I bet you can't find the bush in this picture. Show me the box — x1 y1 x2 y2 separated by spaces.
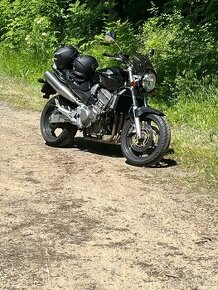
24 16 57 57
80 20 138 67
0 0 65 54
142 12 218 100
64 0 112 44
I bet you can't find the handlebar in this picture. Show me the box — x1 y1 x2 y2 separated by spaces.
102 52 118 58
103 52 130 65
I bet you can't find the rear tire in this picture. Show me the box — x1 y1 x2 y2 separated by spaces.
121 114 171 166
40 96 78 147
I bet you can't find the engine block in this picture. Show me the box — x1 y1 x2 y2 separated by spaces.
95 88 112 111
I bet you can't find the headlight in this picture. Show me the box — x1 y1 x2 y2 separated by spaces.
142 72 156 92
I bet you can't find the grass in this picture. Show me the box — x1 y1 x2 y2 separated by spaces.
0 47 49 110
168 125 218 189
0 75 46 111
0 47 52 82
149 88 218 190
166 100 218 189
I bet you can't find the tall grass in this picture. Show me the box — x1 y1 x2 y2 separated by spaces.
0 47 52 82
0 47 49 110
170 125 218 188
0 74 45 111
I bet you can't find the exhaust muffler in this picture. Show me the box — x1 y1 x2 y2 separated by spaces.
44 71 81 105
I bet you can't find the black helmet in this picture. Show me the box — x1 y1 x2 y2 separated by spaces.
54 46 79 70
73 55 98 79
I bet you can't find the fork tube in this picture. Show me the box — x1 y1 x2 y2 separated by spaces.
128 66 142 140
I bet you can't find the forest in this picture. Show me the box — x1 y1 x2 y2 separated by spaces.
0 0 217 184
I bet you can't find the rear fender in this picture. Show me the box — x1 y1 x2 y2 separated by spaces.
41 81 56 99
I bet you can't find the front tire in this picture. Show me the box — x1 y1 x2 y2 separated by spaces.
121 114 171 166
40 96 78 147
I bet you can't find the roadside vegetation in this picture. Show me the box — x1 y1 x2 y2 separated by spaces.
0 0 217 189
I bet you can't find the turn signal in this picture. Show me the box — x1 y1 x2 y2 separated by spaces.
128 81 137 87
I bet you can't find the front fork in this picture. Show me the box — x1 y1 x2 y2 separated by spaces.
132 97 143 141
128 66 143 141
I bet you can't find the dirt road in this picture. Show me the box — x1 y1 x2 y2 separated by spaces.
0 103 217 290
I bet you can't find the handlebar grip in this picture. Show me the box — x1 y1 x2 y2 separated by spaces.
103 52 117 57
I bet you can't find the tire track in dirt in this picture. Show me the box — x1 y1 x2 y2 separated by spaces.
0 103 217 290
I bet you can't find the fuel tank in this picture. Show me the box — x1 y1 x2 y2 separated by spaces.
97 67 125 91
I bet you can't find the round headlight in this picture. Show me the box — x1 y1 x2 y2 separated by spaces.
142 72 156 92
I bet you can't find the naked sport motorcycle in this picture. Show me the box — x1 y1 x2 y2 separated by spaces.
39 32 171 166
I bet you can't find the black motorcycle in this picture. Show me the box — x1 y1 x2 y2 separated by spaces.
39 32 171 166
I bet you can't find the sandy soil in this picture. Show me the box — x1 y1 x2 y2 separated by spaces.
0 103 217 290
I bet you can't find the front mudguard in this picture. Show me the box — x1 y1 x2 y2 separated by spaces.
135 106 165 119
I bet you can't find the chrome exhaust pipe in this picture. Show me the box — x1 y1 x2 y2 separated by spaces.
44 71 81 105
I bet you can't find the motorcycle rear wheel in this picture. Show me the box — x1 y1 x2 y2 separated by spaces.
40 96 78 147
121 114 171 166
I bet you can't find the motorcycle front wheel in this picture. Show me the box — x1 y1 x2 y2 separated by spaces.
40 96 78 147
121 114 171 166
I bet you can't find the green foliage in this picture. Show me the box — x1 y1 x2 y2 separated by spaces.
104 20 138 54
24 16 57 57
168 0 218 26
0 1 217 101
2 0 34 48
0 0 61 57
0 0 10 37
65 0 112 43
142 12 218 99
77 20 137 68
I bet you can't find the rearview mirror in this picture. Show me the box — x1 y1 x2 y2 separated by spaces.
148 49 154 58
105 31 116 43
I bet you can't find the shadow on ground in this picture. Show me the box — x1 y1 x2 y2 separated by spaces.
73 137 177 167
73 137 123 158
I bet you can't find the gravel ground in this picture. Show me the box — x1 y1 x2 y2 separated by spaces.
0 103 217 290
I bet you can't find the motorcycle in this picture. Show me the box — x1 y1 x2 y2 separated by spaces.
39 31 171 166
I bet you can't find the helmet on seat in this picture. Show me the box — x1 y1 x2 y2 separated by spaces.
73 55 98 79
54 46 79 70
